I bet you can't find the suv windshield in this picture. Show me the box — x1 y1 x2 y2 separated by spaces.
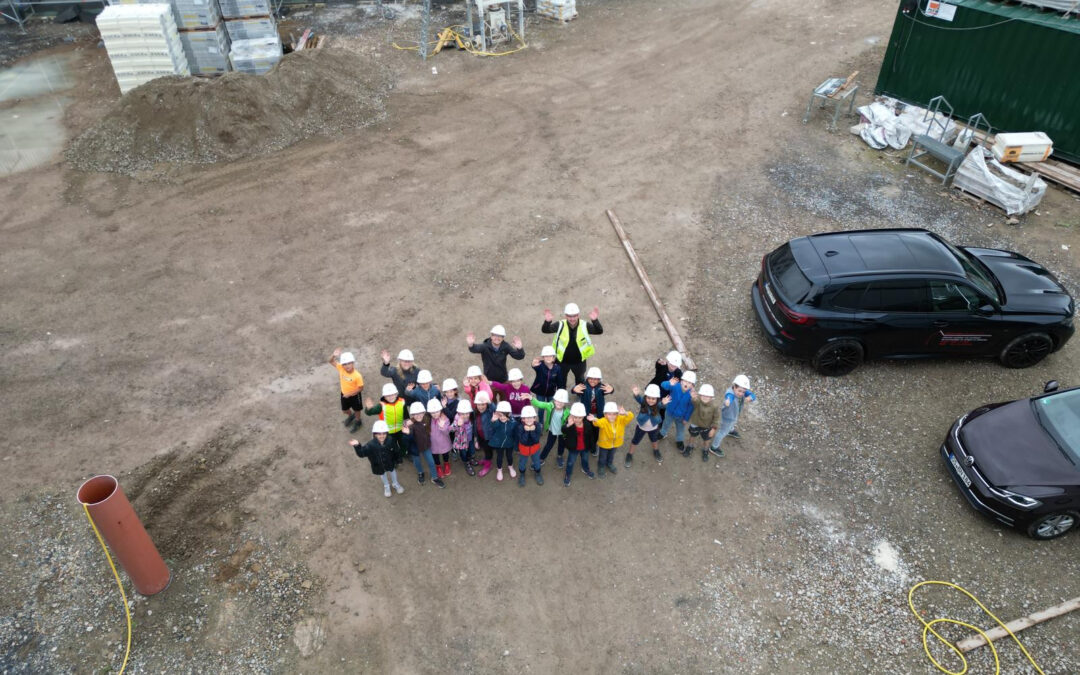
769 245 812 302
1034 389 1080 465
939 239 1000 302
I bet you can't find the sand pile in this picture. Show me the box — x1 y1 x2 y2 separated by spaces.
67 48 392 174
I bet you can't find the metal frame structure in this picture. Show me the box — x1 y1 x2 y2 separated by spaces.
3 0 106 32
466 0 523 50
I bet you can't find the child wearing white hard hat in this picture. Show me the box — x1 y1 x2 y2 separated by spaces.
401 401 444 488
427 398 453 479
588 401 634 477
660 371 696 452
713 375 757 458
540 389 571 468
363 382 409 460
483 400 518 482
440 378 460 422
451 399 477 477
380 348 421 396
541 303 604 389
627 383 669 466
462 365 494 408
514 405 546 486
687 384 721 461
472 391 495 477
561 401 596 486
349 420 404 498
490 367 532 418
329 347 365 432
572 366 614 456
466 324 525 383
405 369 441 408
528 344 562 427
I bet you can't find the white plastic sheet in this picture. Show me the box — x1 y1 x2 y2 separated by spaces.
953 148 1046 216
855 98 959 150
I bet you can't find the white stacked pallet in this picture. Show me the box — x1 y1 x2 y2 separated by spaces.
96 4 189 94
224 15 277 41
218 0 270 19
179 23 231 75
229 36 281 75
537 0 576 21
112 0 222 30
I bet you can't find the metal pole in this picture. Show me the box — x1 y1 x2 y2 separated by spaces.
419 0 430 60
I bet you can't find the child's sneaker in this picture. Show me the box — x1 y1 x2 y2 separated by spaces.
676 441 685 451
584 469 596 479
496 468 504 482
535 471 544 486
556 456 565 469
728 429 741 439
680 446 692 458
685 444 695 455
710 447 725 458
417 472 426 485
465 463 476 477
597 465 606 478
563 476 571 487
432 477 446 489
624 453 633 468
606 463 617 475
342 413 355 427
518 472 526 487
702 448 709 462
393 483 404 494
508 466 517 479
653 449 663 463
383 484 392 498
349 418 363 433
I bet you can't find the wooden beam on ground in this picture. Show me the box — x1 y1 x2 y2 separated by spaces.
956 596 1080 653
605 208 696 371
829 70 858 98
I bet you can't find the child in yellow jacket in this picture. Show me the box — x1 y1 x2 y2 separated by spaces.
588 401 634 478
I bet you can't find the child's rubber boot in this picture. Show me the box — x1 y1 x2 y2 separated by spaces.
535 470 544 486
443 461 452 477
518 471 526 487
478 460 492 478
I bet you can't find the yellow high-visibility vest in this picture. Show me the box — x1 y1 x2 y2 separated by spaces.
553 320 595 361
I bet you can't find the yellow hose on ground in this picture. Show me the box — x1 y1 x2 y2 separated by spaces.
392 24 527 57
908 580 1045 675
83 503 133 675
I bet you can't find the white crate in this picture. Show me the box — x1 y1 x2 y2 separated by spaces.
991 132 1054 163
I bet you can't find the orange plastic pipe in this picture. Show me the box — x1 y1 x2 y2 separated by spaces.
77 475 170 596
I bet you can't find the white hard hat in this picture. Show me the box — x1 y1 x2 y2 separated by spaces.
339 352 355 365
586 367 602 379
372 420 389 434
564 302 580 315
644 384 661 399
508 368 523 382
665 351 682 368
474 391 491 404
496 401 512 413
457 400 473 414
540 345 556 357
603 402 618 414
426 399 442 414
734 374 751 389
416 369 432 384
466 365 483 378
681 371 697 384
382 382 399 397
397 349 414 361
699 384 715 397
409 401 426 415
442 378 458 392
490 325 506 336
521 405 537 418
553 389 569 403
570 402 586 417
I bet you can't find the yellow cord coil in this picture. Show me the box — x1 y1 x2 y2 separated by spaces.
83 503 133 675
908 580 1045 675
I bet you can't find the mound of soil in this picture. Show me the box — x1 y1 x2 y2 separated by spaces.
66 48 392 174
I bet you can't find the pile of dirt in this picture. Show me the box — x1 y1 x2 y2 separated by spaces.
66 48 392 174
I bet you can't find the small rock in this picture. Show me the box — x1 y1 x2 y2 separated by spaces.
301 580 312 589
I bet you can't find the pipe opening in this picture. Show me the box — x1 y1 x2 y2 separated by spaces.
77 475 119 506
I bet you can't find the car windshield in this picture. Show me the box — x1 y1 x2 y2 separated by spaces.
1033 389 1080 465
939 239 1000 302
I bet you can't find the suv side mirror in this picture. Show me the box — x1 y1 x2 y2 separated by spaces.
975 303 995 316
1044 380 1060 393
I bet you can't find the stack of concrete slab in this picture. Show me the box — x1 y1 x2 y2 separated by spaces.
537 0 576 21
224 15 277 41
229 36 281 75
218 0 271 19
96 3 190 94
179 22 231 75
112 0 221 30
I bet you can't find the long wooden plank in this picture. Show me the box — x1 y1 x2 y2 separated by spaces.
956 596 1080 652
605 209 695 371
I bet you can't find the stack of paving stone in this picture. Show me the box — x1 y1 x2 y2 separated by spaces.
96 3 190 94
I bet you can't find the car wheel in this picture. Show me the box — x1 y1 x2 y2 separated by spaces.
1026 511 1078 540
999 332 1053 369
812 339 864 376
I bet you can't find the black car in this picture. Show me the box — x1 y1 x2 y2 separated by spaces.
750 228 1075 375
941 381 1080 539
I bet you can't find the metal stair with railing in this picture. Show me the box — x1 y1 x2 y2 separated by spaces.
905 95 988 185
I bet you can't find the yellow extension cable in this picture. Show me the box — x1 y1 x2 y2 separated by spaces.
908 581 1045 675
83 504 132 675
393 24 528 57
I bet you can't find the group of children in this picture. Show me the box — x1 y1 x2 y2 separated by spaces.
331 338 756 498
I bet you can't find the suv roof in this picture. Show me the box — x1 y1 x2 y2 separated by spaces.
799 229 964 280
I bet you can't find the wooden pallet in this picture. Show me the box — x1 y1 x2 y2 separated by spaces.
1018 158 1080 194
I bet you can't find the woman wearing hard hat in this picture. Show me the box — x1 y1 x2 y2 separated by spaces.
466 324 526 383
541 303 604 389
380 348 422 396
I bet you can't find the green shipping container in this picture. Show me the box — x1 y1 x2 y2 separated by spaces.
876 0 1080 164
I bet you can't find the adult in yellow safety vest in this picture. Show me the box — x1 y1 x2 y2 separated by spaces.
541 302 604 388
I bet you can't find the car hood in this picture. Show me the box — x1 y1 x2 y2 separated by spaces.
959 399 1079 486
966 247 1074 315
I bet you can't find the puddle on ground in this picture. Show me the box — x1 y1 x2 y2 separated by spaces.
0 51 78 176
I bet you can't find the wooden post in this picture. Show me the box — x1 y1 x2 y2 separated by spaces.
605 209 695 371
956 596 1080 652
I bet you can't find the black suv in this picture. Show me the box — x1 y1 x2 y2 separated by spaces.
751 229 1075 375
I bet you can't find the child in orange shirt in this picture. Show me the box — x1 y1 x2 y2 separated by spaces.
330 348 364 432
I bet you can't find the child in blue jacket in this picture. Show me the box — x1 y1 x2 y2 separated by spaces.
572 366 613 455
660 371 696 452
627 383 669 466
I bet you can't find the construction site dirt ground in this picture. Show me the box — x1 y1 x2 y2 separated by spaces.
2 1 1080 673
